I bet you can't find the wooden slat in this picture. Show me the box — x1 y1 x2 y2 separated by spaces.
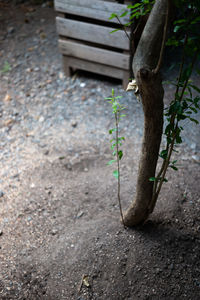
56 17 130 50
58 39 129 70
54 0 129 24
62 56 126 79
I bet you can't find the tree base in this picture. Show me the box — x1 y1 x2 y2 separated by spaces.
123 205 149 227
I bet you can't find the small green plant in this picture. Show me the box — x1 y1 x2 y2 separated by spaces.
105 89 126 226
147 3 200 212
1 61 11 73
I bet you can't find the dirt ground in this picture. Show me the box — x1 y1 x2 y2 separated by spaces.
0 2 200 299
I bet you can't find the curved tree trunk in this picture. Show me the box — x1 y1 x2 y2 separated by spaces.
123 0 168 227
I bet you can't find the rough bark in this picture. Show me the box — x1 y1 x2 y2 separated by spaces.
123 0 168 227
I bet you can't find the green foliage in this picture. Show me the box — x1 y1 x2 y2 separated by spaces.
109 0 155 36
105 89 126 181
153 0 200 197
105 89 126 226
113 170 119 179
109 0 154 21
166 1 200 52
127 0 155 19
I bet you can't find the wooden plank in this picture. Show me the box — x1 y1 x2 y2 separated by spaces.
122 70 130 89
58 39 129 70
62 56 126 79
56 17 130 50
54 0 129 24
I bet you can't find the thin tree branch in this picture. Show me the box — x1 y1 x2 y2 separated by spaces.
115 113 125 227
179 50 198 101
149 125 177 213
175 34 188 95
153 0 170 74
116 15 131 41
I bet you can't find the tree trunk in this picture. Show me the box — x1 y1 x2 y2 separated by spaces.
123 0 168 227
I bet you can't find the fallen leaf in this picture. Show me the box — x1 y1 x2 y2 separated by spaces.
4 93 11 102
26 131 34 137
26 7 35 13
58 156 66 160
81 96 86 101
59 72 64 79
27 47 34 52
26 68 33 73
46 79 52 84
4 119 14 126
40 32 46 39
82 275 90 287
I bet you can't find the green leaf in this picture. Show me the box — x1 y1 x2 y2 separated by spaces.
149 177 157 182
167 136 172 144
177 114 187 120
166 37 179 47
191 16 200 24
110 29 120 34
123 22 132 26
174 25 180 32
112 101 118 112
175 135 182 144
172 160 177 164
127 3 141 9
164 123 173 135
174 19 186 24
160 149 168 159
190 107 198 113
189 117 199 124
118 150 123 160
109 128 116 134
111 143 116 150
130 12 140 19
113 170 119 179
109 13 117 20
120 10 128 18
194 97 200 106
189 84 200 93
170 165 178 171
107 160 116 165
116 141 122 146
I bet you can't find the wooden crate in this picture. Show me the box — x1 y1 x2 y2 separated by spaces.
54 0 132 88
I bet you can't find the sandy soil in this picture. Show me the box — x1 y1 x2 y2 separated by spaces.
0 2 200 299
